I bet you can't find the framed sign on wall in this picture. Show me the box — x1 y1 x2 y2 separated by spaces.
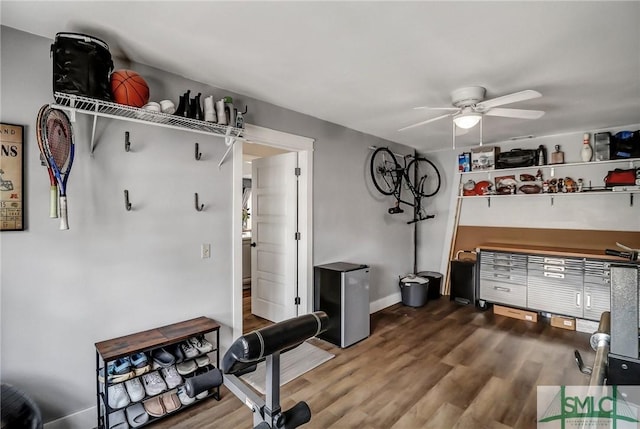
1 123 24 231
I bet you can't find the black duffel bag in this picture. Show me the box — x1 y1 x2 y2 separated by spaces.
496 148 538 169
51 32 113 100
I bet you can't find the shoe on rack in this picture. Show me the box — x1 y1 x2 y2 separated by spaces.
167 344 184 364
195 389 208 400
133 364 150 377
125 403 149 428
160 365 183 389
129 352 148 369
124 378 145 402
143 396 165 418
151 348 175 368
108 383 131 410
189 335 214 353
176 359 197 376
108 357 132 375
161 391 181 413
179 341 199 359
177 386 195 406
141 371 167 397
99 369 135 384
108 409 129 429
195 355 210 367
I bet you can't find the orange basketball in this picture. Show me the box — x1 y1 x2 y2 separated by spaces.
110 70 149 107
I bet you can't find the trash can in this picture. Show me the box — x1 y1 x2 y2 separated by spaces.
416 271 442 300
399 274 429 307
449 251 477 305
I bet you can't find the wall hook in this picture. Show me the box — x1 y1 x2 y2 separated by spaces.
125 131 131 152
124 190 132 211
194 192 204 211
195 142 202 160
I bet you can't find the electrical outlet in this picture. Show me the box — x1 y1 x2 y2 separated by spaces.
201 243 211 259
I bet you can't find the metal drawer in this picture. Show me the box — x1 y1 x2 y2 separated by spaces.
479 279 527 308
583 285 610 321
527 281 583 318
480 270 527 285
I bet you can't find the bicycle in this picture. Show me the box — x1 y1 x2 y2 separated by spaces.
370 147 442 224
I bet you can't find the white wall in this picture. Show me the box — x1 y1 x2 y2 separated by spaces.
0 26 416 425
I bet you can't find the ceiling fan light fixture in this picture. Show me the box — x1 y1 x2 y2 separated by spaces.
453 112 482 129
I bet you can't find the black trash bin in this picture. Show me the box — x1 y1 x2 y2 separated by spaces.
399 275 429 307
416 271 442 300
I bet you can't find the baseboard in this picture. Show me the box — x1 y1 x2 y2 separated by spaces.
370 291 401 314
44 406 95 429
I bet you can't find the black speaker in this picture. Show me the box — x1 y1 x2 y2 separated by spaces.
450 260 476 305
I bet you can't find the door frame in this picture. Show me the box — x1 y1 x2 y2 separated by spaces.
232 124 314 339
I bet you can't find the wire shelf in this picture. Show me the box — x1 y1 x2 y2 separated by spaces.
53 92 244 139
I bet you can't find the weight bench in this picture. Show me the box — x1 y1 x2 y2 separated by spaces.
185 311 329 429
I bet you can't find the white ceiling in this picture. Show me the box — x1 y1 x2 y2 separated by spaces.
2 1 639 152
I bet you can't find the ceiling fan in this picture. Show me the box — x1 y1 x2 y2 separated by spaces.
399 86 545 132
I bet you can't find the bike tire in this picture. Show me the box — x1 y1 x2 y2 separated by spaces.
370 147 401 196
407 157 441 198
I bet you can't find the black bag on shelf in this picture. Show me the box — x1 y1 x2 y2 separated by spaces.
51 32 113 100
495 149 537 169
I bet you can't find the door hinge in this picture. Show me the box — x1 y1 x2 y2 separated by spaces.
294 167 301 176
294 297 301 305
295 232 301 240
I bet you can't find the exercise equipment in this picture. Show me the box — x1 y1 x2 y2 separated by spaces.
188 311 329 429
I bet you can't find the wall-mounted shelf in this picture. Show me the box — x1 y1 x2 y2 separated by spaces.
460 189 636 207
458 157 640 178
52 92 244 166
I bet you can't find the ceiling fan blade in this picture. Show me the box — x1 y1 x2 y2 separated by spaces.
484 108 545 119
398 113 454 131
477 90 542 110
413 106 459 111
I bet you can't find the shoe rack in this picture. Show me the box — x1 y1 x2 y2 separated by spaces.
94 316 220 429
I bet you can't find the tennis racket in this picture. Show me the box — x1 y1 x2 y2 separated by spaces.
36 105 59 218
39 107 75 230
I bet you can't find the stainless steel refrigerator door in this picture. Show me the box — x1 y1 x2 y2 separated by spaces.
341 268 370 347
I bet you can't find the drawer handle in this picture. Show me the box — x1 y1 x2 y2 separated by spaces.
586 293 591 309
544 272 565 279
493 273 510 279
576 292 581 308
543 257 565 265
494 286 511 292
544 265 565 272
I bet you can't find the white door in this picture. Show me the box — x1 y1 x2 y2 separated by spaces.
251 152 298 322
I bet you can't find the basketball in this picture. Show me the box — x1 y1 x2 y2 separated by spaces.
110 70 149 108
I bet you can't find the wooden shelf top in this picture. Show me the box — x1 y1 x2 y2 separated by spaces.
95 316 220 361
477 242 627 261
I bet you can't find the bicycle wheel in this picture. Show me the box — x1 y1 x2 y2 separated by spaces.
407 157 441 198
370 147 402 196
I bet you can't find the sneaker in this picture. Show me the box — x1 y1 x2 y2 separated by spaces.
151 348 175 368
180 341 199 359
130 352 148 369
160 365 183 389
111 357 132 375
176 359 197 376
177 386 195 405
195 389 208 400
108 383 131 410
189 336 214 353
142 371 167 396
99 370 135 384
124 378 145 402
195 355 210 367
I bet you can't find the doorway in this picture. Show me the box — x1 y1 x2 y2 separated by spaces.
232 124 314 339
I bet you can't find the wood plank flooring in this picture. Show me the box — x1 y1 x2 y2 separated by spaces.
153 296 593 429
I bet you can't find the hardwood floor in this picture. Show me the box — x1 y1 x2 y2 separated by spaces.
154 297 593 429
242 288 272 333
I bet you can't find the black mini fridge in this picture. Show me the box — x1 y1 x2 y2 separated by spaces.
314 262 370 348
